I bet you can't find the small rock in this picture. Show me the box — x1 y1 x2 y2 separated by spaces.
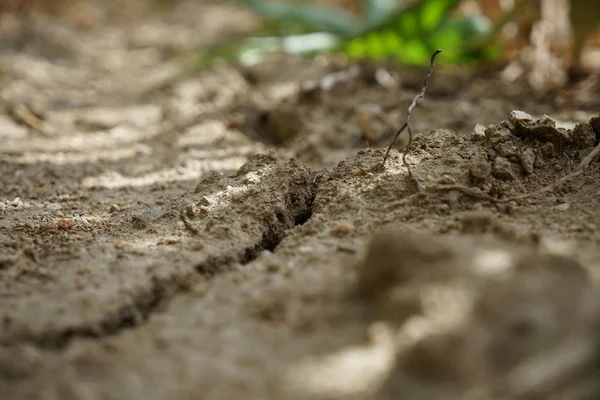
109 204 120 213
540 142 556 157
495 143 518 157
509 110 533 125
9 197 24 209
57 218 74 230
485 124 512 142
554 203 570 211
472 124 486 137
469 160 492 180
519 148 536 175
492 157 517 181
512 113 571 147
186 204 198 218
571 122 595 149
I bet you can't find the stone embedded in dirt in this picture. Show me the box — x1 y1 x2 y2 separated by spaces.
492 156 518 181
472 124 486 137
510 113 572 148
484 123 512 142
509 110 533 125
355 229 454 301
539 142 556 157
57 218 74 230
572 122 596 149
185 204 198 218
495 142 519 158
469 159 492 180
519 148 536 175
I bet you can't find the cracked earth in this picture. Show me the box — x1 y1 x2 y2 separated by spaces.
1 1 600 399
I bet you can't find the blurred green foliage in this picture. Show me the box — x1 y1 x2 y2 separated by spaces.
206 0 499 66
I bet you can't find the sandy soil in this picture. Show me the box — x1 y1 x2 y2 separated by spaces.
1 1 600 399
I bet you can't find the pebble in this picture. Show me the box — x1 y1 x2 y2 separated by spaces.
519 148 536 175
470 160 492 180
57 218 74 230
492 157 516 181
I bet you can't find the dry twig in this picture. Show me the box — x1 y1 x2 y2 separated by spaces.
382 49 442 184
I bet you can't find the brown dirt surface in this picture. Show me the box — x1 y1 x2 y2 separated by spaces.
1 1 600 399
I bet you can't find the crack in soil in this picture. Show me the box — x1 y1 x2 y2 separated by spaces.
13 157 317 351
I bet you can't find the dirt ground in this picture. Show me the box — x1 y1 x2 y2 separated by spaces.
1 1 600 399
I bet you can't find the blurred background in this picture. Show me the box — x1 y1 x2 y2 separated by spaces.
1 0 599 79
1 0 599 167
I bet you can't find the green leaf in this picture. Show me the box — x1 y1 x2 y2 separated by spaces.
398 39 430 64
396 9 418 37
420 0 461 31
429 16 493 63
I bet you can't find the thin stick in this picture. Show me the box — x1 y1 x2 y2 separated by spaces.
382 49 441 167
